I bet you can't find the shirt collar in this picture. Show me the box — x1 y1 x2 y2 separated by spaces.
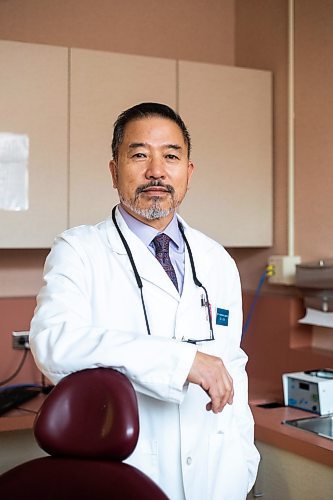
118 204 182 250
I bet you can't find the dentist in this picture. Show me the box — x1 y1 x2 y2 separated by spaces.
30 102 260 500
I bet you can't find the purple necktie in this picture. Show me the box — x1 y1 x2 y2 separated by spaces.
153 234 179 291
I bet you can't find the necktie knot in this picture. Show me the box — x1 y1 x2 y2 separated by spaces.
153 233 171 254
153 234 178 291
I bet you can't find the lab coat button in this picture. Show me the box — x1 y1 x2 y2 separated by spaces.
186 457 192 465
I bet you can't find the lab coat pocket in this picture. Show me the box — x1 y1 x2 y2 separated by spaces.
127 438 159 485
207 430 249 500
207 432 225 500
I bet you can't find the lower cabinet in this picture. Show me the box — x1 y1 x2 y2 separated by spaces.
248 441 333 500
0 429 47 474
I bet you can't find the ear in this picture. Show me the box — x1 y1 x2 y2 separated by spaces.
109 160 118 188
187 160 195 188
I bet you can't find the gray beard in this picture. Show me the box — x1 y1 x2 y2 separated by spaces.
119 194 175 220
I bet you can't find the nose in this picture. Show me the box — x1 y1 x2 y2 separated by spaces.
145 155 166 180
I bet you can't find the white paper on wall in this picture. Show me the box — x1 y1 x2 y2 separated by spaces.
299 307 333 328
0 133 29 211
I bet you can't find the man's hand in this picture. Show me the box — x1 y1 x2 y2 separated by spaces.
187 351 234 413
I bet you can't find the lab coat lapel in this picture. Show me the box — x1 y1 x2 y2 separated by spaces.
105 210 180 300
179 225 202 307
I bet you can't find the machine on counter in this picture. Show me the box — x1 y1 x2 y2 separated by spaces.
283 369 333 415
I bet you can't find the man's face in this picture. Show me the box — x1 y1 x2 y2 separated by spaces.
109 116 194 227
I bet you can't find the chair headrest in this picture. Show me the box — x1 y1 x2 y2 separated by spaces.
34 368 139 460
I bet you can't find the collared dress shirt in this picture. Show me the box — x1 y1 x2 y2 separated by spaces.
118 205 185 294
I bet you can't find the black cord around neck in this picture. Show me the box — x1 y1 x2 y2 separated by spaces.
111 206 214 340
177 222 203 288
112 206 151 335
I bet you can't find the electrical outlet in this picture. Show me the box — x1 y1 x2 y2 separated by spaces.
268 255 301 285
12 331 30 350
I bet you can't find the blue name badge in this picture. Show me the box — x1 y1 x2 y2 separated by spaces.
216 308 229 326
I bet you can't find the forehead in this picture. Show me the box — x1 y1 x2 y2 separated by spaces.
121 116 186 147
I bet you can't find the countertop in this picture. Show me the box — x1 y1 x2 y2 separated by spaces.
251 398 333 468
0 393 45 432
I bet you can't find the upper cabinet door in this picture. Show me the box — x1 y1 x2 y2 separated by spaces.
178 61 273 247
0 41 68 248
69 49 177 227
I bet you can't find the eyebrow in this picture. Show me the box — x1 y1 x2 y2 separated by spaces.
128 142 146 149
166 144 182 151
128 142 183 151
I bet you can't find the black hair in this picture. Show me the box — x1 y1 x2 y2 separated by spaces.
111 102 191 160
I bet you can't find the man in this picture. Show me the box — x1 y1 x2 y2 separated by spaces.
30 102 260 500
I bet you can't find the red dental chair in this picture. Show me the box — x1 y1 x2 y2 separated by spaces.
0 368 167 499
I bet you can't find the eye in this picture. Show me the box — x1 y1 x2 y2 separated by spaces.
165 154 179 160
132 152 147 159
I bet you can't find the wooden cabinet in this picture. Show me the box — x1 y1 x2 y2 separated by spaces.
0 41 272 248
0 429 47 474
250 441 333 500
0 41 68 248
178 60 272 247
69 49 177 227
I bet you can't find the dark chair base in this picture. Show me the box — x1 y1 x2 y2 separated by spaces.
0 456 167 499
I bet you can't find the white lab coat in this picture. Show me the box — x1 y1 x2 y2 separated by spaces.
30 207 260 500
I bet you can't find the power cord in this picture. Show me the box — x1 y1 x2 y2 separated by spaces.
242 265 273 338
0 349 54 393
0 349 29 387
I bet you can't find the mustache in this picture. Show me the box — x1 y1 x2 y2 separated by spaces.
135 180 175 196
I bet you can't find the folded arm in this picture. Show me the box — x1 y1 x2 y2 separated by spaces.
30 235 197 403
